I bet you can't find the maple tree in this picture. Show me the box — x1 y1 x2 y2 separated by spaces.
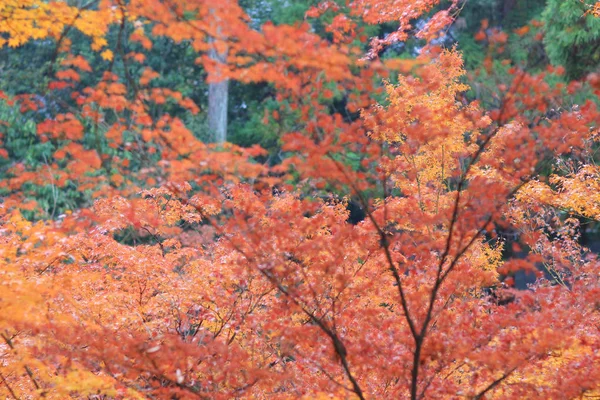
1 0 600 399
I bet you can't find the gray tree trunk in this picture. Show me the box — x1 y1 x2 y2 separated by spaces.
208 40 229 144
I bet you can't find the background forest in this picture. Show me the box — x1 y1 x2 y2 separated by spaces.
1 0 600 226
1 0 600 398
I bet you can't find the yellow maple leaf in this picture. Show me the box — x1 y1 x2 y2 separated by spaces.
100 49 113 61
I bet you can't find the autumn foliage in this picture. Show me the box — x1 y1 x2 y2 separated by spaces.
1 0 600 399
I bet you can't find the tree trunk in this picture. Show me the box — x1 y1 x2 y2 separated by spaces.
208 39 229 144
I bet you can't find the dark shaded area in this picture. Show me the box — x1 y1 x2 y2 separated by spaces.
346 199 365 225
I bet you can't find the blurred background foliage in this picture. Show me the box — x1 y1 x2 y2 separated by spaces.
1 0 600 221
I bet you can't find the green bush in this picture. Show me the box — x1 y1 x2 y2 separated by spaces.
543 0 600 79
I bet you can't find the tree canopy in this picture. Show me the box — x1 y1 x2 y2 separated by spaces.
1 0 600 399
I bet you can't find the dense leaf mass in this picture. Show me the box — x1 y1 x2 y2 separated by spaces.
1 0 600 399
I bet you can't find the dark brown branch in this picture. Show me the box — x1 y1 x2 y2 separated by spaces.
0 370 19 400
409 74 530 399
180 195 366 400
473 366 518 400
326 153 419 340
45 0 98 85
1 333 43 396
116 0 139 100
